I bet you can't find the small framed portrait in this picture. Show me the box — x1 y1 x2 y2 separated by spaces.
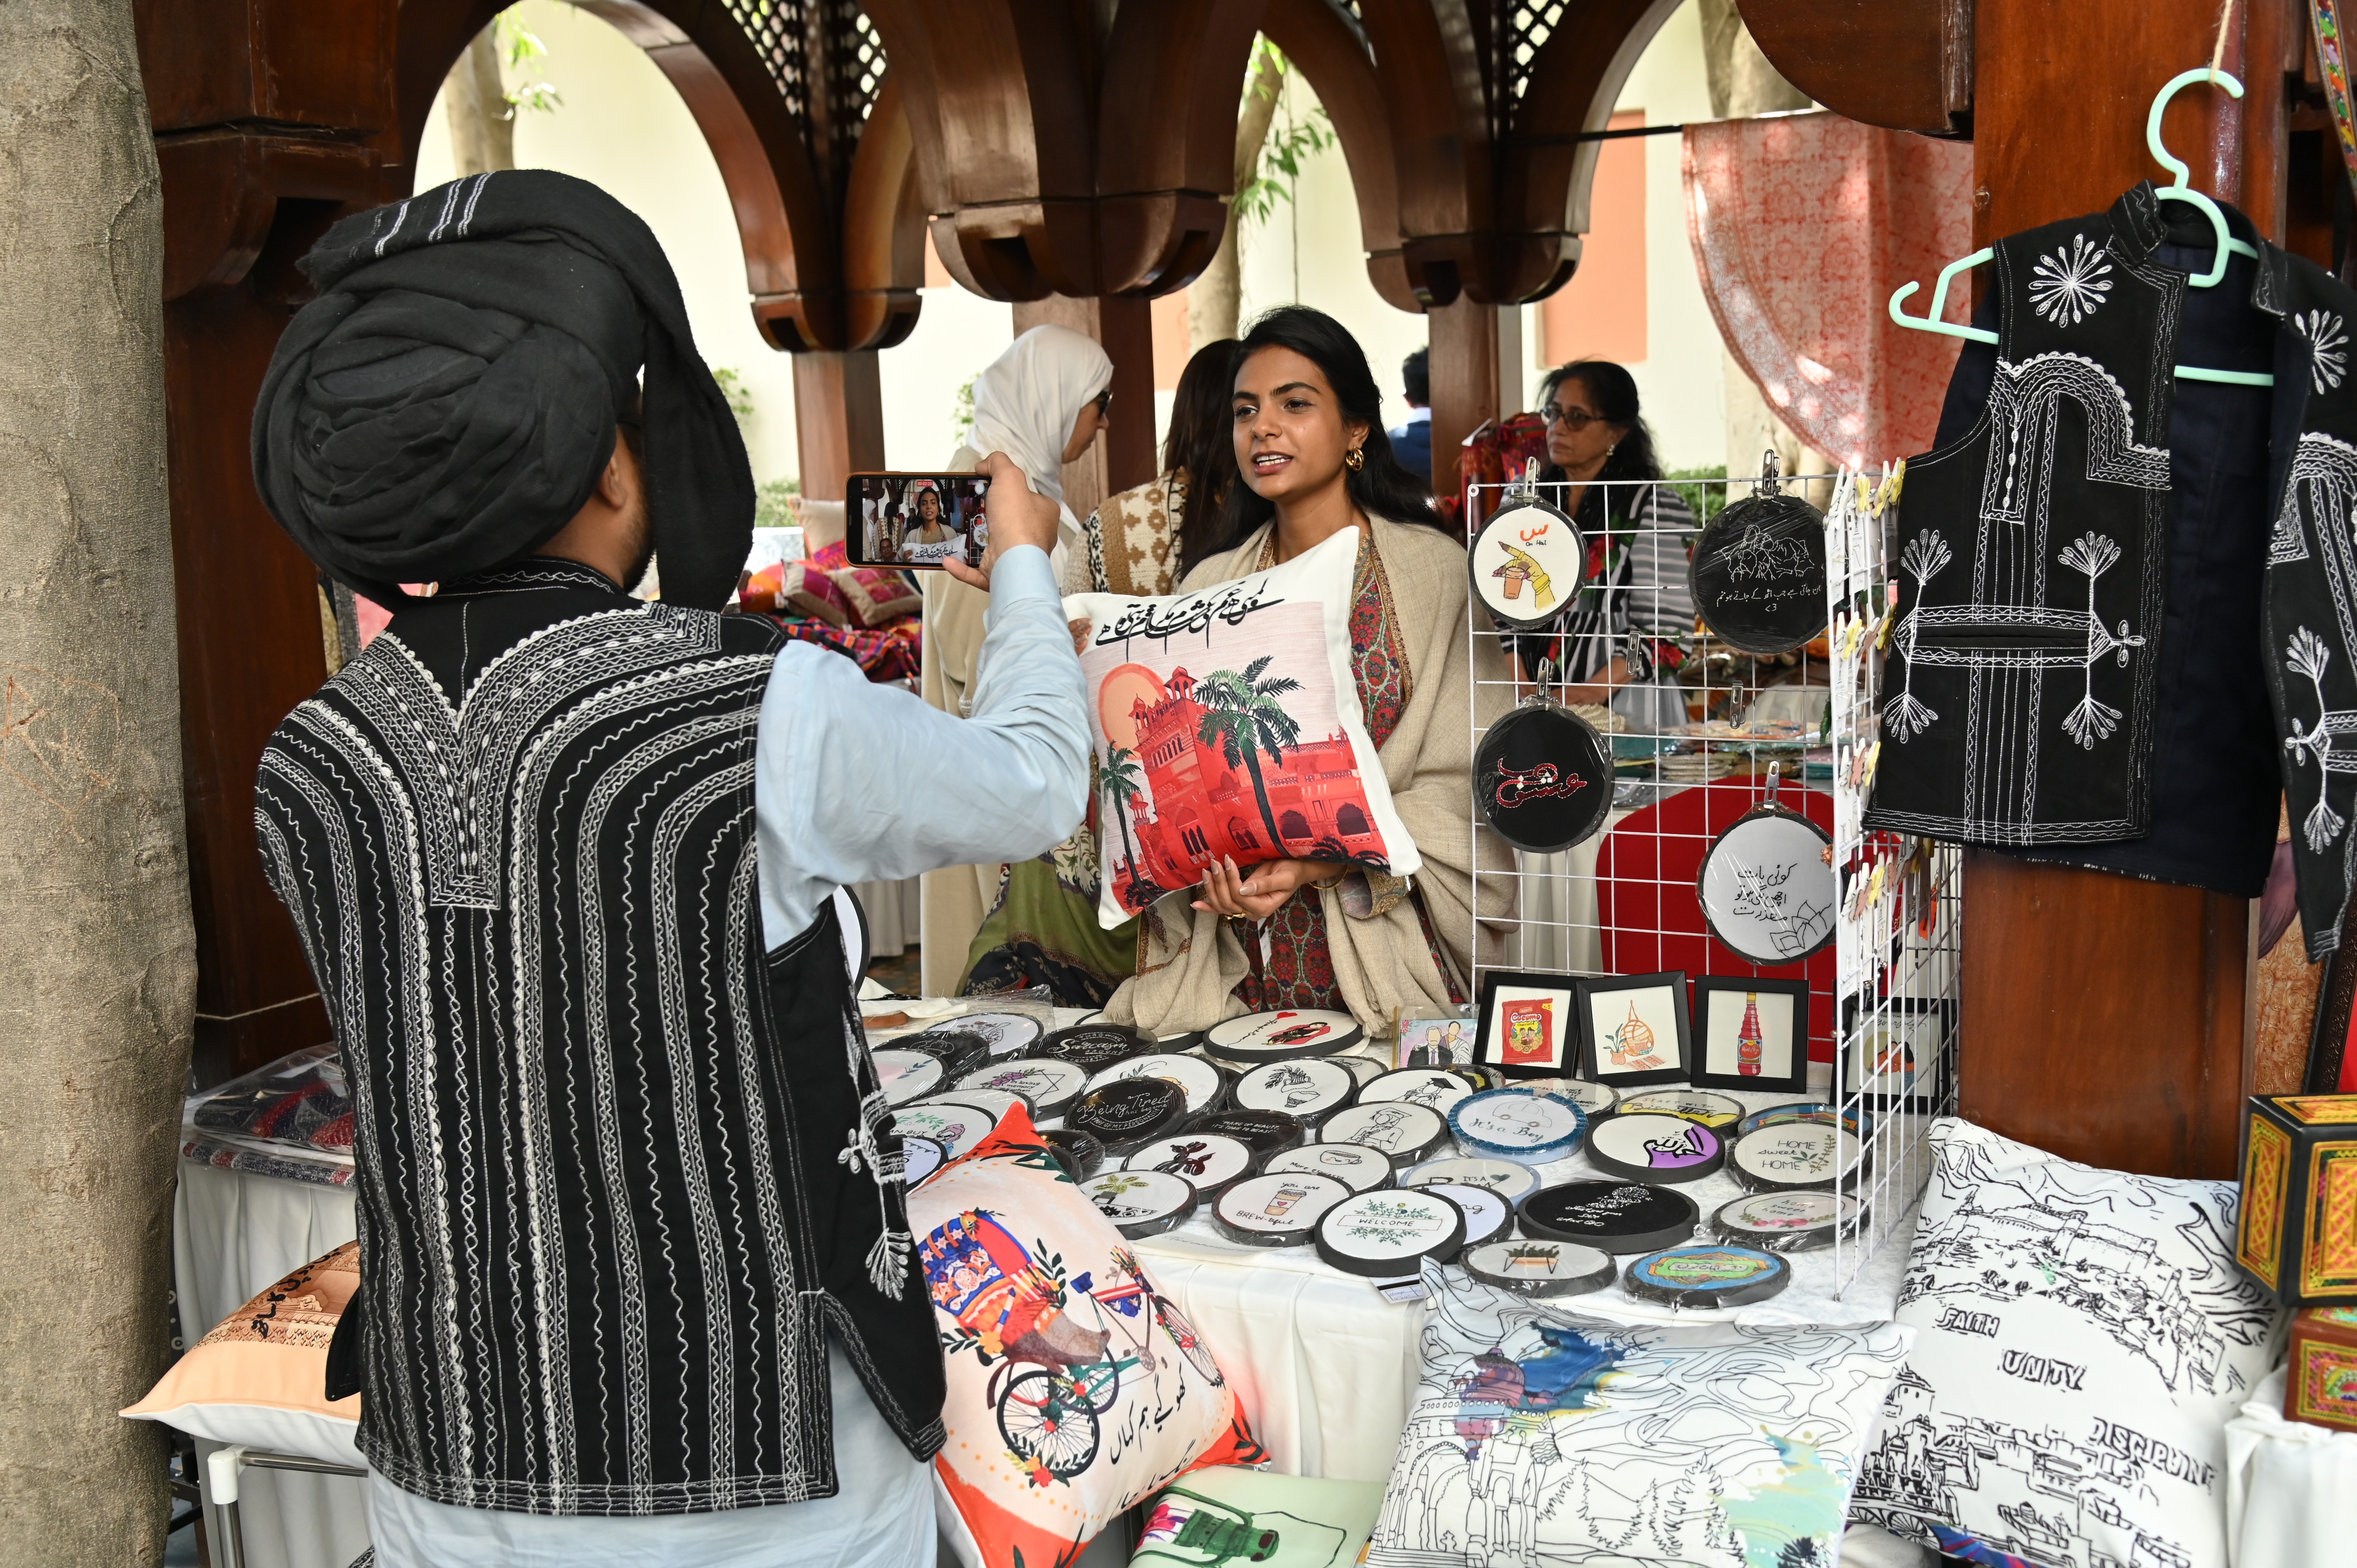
1840 994 1952 1110
1688 976 1810 1093
1574 972 1691 1088
1473 972 1579 1078
1394 1005 1475 1069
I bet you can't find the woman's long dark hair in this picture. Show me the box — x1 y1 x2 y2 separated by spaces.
1537 359 1663 529
1164 337 1238 575
1192 306 1442 573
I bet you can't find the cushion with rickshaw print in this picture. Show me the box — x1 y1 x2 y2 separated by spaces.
914 1106 1260 1568
1065 526 1420 928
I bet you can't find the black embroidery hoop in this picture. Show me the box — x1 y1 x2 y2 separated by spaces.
1695 762 1836 966
1475 656 1615 853
1468 461 1587 632
1687 449 1829 656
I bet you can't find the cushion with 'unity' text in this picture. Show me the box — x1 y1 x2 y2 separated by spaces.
1846 1117 2286 1568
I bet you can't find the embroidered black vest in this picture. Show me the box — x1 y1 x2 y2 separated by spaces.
254 558 942 1515
1868 189 2180 846
1871 184 2357 960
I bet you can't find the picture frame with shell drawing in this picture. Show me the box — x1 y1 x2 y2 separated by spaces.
1573 971 1691 1088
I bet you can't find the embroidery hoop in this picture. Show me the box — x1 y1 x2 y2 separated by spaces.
1687 449 1830 656
1696 763 1837 966
1475 662 1615 853
1467 460 1587 631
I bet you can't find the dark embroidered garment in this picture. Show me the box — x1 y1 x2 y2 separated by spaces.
1870 182 2357 957
1869 188 2181 847
254 558 942 1515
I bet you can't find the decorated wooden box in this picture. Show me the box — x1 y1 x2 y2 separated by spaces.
2235 1094 2357 1306
2286 1307 2357 1433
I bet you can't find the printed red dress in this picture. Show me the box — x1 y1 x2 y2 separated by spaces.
1230 532 1463 1012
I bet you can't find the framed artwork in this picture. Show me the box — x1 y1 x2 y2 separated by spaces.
1689 977 1810 1093
1473 973 1578 1078
1839 995 1952 1110
1394 1005 1475 1068
1574 972 1691 1088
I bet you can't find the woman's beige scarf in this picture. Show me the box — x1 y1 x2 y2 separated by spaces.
1104 514 1518 1037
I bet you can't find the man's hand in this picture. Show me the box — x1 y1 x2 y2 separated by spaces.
944 451 1060 591
1191 856 1348 920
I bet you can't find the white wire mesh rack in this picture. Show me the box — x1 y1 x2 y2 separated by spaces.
1464 467 1960 1295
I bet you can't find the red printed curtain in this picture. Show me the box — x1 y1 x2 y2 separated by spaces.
1683 111 1975 468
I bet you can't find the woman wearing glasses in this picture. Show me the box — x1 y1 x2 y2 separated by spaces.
1530 359 1697 730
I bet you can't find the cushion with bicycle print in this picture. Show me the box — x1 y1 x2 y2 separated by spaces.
913 1105 1260 1568
1065 526 1420 929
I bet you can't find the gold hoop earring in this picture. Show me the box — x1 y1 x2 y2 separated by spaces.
1345 446 1366 472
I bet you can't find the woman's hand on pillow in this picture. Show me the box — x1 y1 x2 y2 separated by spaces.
1192 856 1348 920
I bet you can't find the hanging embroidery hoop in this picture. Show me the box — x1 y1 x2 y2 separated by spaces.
1475 685 1615 853
1687 449 1829 655
1467 460 1587 631
1695 763 1837 966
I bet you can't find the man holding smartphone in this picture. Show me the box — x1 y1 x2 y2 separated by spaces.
249 171 1088 1567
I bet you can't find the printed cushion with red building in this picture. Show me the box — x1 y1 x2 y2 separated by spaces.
1064 528 1421 927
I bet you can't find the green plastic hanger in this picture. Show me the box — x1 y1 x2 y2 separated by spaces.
1886 68 2272 388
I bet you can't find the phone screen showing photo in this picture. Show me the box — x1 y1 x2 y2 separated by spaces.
845 473 992 571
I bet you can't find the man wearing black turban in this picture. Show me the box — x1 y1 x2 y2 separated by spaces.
249 172 1092 1566
254 167 751 607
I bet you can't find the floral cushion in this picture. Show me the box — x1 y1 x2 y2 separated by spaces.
742 560 850 626
1064 527 1420 927
833 565 923 627
915 1109 1259 1568
1365 1257 1912 1567
1847 1117 2286 1568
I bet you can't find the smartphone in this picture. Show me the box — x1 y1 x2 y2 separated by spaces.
845 472 991 570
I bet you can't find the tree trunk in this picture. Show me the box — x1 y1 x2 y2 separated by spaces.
1190 45 1287 353
1696 0 1820 475
0 2 197 1564
445 26 514 178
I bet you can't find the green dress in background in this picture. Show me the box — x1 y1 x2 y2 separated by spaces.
959 470 1186 1003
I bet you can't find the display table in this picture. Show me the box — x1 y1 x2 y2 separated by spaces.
173 1157 364 1568
1135 1081 1919 1482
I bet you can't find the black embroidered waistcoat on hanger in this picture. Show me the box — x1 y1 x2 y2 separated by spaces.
1867 187 2181 848
254 558 944 1515
1869 184 2357 958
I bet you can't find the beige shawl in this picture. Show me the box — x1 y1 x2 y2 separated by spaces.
1104 515 1518 1036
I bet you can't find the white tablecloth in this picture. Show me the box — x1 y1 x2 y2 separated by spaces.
2225 1366 2357 1568
173 1157 365 1568
1136 1081 1918 1482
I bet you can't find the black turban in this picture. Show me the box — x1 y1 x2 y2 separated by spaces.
252 170 752 610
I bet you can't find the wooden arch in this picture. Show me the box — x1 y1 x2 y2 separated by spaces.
392 0 927 355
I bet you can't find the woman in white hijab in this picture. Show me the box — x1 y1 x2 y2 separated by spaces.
918 325 1114 995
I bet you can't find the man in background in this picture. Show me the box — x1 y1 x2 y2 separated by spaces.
1388 345 1433 485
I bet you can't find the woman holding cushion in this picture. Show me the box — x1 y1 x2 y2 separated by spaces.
1103 307 1515 1035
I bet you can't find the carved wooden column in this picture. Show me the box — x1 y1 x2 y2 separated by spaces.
1744 0 2299 1176
138 0 399 1084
